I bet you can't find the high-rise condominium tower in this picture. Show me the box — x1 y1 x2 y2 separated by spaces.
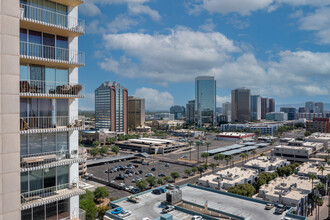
95 81 128 133
186 100 195 125
250 95 261 121
195 76 216 127
128 96 145 129
231 88 251 122
3 0 86 219
222 102 231 122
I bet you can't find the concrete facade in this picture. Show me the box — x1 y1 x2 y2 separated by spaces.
244 156 290 173
0 0 21 219
128 96 145 130
231 88 250 122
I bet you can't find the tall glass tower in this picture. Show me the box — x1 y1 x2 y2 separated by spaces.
195 76 216 127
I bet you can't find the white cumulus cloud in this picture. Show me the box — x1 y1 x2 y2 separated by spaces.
134 88 174 110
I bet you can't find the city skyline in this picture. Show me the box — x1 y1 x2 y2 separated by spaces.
78 0 330 111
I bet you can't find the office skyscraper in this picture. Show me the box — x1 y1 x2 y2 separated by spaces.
128 96 145 129
95 81 128 133
305 101 315 113
170 105 185 120
17 0 86 219
231 88 251 122
269 98 275 113
195 76 216 126
261 97 269 119
186 100 195 125
222 102 231 122
315 102 324 114
250 95 261 121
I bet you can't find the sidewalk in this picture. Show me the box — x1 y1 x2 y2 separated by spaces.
309 196 329 220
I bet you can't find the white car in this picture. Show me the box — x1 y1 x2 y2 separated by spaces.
118 210 132 218
145 173 154 177
191 216 203 220
141 218 149 220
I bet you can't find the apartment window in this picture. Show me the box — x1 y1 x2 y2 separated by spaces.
44 167 56 188
21 172 29 194
56 132 68 151
46 202 57 220
30 169 43 191
57 166 69 185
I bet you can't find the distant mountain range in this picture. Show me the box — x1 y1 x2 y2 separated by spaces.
276 103 330 112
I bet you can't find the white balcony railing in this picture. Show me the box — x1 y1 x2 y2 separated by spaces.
21 183 85 209
20 80 84 97
20 3 84 34
20 149 85 170
20 41 85 66
20 116 85 131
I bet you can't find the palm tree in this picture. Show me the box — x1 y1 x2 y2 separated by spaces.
225 157 231 168
209 163 217 174
309 173 318 214
188 140 193 161
317 197 323 220
201 152 209 164
317 166 325 181
205 142 211 164
251 150 257 158
228 155 234 167
240 153 246 165
195 141 201 162
214 153 225 166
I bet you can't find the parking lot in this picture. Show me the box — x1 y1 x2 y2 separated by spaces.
87 159 191 189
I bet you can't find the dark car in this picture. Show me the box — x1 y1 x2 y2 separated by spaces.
162 205 175 213
151 168 156 171
158 173 166 177
116 173 125 180
274 204 287 214
131 188 141 194
152 188 166 194
139 170 143 174
125 169 134 174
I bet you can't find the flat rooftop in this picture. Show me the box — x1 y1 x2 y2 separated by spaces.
244 156 288 169
181 185 286 220
217 132 255 137
297 161 330 176
273 145 313 152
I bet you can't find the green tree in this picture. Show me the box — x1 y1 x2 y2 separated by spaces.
90 148 99 158
256 172 278 190
188 140 193 161
228 184 256 197
157 178 164 185
163 176 171 183
317 165 325 180
97 206 109 219
195 141 202 162
309 173 318 193
225 157 231 168
251 150 257 158
92 141 100 147
205 142 211 164
80 189 94 201
136 179 148 191
111 146 120 155
240 153 246 164
99 146 109 155
171 172 180 182
146 176 156 187
94 187 109 200
304 131 311 137
191 167 198 175
201 152 209 163
184 169 192 177
214 153 225 165
106 137 116 144
80 199 97 220
209 163 217 174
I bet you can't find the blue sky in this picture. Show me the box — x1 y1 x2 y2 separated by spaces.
78 0 330 111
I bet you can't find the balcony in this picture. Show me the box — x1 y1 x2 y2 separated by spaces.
21 149 86 172
20 116 85 134
21 183 86 210
20 41 85 68
20 3 84 37
49 0 84 7
20 80 84 98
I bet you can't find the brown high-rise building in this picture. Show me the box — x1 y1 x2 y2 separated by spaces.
128 96 145 130
231 88 251 122
306 118 330 133
95 82 128 133
261 97 269 119
269 98 275 113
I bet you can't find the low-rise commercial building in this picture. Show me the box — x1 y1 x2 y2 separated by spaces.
305 132 330 150
297 161 330 179
221 123 283 135
271 141 323 162
299 113 324 120
257 175 317 216
266 112 288 121
215 132 255 141
244 156 290 173
171 129 205 138
198 167 258 190
115 138 188 154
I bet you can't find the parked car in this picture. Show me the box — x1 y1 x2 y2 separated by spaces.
124 174 129 178
126 169 134 174
128 173 133 177
139 170 143 174
118 210 132 218
275 204 287 214
111 207 123 215
165 163 170 167
265 203 274 210
133 164 139 168
151 167 156 171
116 173 125 180
145 173 154 177
131 188 141 194
136 177 142 181
191 216 203 220
162 205 175 213
152 188 166 194
128 195 140 203
141 218 150 220
105 170 110 173
281 218 291 220
142 161 149 165
158 173 166 177
135 171 140 175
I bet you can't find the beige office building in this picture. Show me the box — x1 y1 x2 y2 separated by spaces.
1 0 86 219
231 88 250 122
128 96 145 130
